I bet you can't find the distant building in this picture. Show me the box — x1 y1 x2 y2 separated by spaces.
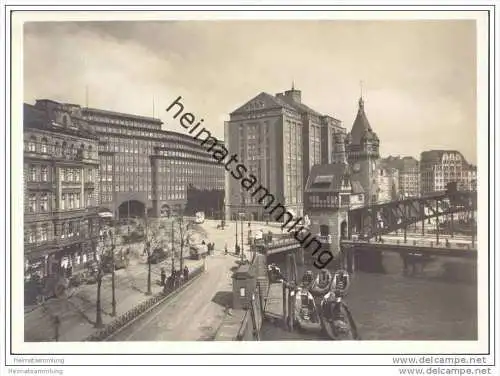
420 150 476 195
24 100 100 280
377 163 399 202
225 85 346 221
381 156 420 198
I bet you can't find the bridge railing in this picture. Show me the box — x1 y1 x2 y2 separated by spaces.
345 236 474 250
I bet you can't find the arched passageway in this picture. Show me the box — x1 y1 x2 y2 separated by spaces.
340 221 348 240
118 200 146 219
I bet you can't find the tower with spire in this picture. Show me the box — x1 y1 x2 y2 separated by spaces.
345 89 380 205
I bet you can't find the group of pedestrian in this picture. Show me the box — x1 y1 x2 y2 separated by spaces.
160 265 190 292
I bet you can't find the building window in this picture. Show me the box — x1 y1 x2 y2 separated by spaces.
40 193 48 212
41 138 48 153
27 227 36 244
28 194 36 213
40 224 49 242
67 169 73 182
61 193 66 210
29 165 36 181
69 193 75 209
28 136 36 152
62 222 68 239
41 166 48 182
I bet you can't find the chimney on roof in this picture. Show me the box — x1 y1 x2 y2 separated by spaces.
284 82 301 103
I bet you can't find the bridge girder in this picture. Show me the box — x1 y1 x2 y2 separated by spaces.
348 191 477 240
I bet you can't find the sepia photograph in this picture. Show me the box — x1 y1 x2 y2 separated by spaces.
3 3 497 373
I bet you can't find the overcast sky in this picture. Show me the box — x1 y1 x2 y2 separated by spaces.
23 20 477 164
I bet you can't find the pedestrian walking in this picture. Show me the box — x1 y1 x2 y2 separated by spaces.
160 267 166 286
224 243 228 255
183 265 189 281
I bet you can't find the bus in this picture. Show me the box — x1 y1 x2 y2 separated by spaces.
195 211 205 224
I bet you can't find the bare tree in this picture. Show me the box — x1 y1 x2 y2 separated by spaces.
91 221 117 328
175 216 199 271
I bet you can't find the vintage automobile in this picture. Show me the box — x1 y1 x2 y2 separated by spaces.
149 247 168 264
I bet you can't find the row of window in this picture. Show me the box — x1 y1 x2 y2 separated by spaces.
25 192 94 213
155 192 187 200
25 219 91 245
25 137 98 160
87 116 159 131
26 165 95 184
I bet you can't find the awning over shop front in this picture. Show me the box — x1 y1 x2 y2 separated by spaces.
97 207 114 218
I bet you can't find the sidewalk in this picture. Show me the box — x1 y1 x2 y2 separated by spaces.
24 254 204 342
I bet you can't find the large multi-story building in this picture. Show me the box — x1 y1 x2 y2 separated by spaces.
24 100 100 280
345 96 380 205
381 156 420 198
420 150 477 195
26 100 225 225
224 85 346 220
81 106 225 218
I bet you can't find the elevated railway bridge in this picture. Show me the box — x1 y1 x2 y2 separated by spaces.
252 189 478 273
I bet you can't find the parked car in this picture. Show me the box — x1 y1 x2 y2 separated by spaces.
149 247 168 264
101 251 130 273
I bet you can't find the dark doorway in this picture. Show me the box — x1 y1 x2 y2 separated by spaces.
118 200 146 219
340 221 348 240
319 225 329 236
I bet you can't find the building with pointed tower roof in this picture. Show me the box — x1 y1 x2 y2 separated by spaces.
346 95 380 205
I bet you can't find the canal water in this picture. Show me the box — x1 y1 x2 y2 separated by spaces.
261 251 477 340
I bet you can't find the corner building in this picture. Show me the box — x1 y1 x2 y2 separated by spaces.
225 86 346 221
80 107 225 218
420 150 476 195
24 100 100 280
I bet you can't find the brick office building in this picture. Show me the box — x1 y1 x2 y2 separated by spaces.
81 105 225 218
225 85 347 221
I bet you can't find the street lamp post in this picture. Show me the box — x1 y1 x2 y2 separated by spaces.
109 229 116 316
146 207 152 296
94 221 104 328
171 219 175 273
239 212 245 263
178 216 185 272
235 215 238 254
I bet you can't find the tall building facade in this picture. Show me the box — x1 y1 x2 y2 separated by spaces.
24 100 100 280
82 107 163 217
150 138 225 218
420 150 477 195
225 86 346 220
81 106 225 218
26 99 225 223
346 97 380 205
